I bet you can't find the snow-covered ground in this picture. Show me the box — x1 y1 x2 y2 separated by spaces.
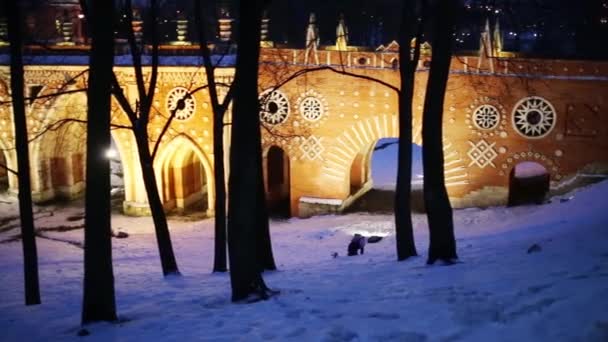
1 176 608 341
1 141 608 341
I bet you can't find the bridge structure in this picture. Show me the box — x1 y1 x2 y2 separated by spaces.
256 47 608 216
1 44 607 217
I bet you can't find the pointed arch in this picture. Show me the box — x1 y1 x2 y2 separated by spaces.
154 134 215 214
29 89 87 200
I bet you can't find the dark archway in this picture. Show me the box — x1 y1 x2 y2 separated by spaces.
508 161 550 206
266 146 290 217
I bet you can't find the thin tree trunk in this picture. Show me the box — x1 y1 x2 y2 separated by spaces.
394 0 424 261
195 0 227 272
135 132 179 275
255 152 276 271
6 0 41 306
422 0 459 265
228 0 273 301
82 0 117 323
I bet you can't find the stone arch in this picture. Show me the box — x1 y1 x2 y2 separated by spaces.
154 134 215 215
108 130 132 210
349 141 375 195
29 89 87 201
0 138 14 192
321 115 468 194
0 82 16 192
498 151 561 185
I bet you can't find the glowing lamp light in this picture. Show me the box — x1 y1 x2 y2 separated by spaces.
105 148 118 159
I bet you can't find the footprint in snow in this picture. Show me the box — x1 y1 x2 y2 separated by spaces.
367 312 400 320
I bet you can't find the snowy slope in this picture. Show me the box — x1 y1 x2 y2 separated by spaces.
1 181 607 341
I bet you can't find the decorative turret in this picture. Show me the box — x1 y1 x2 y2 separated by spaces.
57 10 75 45
0 17 7 47
131 8 144 46
46 0 83 45
217 5 233 43
260 10 273 47
172 11 191 45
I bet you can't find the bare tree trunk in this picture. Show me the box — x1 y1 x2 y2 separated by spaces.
256 171 276 270
228 0 274 301
195 0 227 272
394 0 426 261
135 132 179 275
82 0 117 323
422 0 459 265
5 0 41 306
110 0 180 276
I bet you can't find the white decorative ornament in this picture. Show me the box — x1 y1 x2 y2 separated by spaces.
473 104 500 130
166 87 196 121
299 96 324 122
512 96 556 139
467 139 498 168
299 135 324 160
259 89 290 125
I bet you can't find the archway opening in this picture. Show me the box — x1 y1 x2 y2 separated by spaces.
107 138 125 213
161 144 209 215
0 151 8 192
34 92 87 202
347 138 424 212
508 161 550 206
349 149 370 195
265 146 290 218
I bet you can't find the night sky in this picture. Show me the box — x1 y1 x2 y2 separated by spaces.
17 0 608 58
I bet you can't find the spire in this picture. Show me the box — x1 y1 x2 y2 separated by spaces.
304 12 319 64
477 18 495 73
336 13 349 50
479 17 492 57
492 18 503 56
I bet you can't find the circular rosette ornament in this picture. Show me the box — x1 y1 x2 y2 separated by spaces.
259 89 290 125
473 104 500 130
512 96 556 139
166 87 196 121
